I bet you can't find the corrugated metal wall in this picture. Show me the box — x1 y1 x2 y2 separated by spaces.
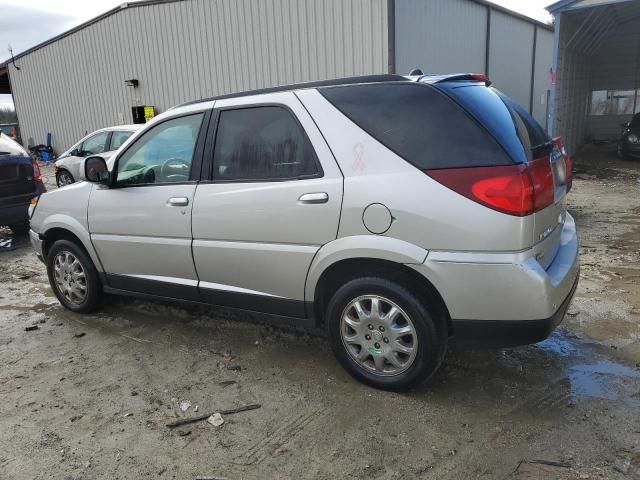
8 0 389 152
394 0 487 74
394 0 554 126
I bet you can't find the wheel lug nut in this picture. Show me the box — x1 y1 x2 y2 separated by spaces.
383 338 389 343
368 324 374 330
365 334 371 340
374 342 381 349
379 326 385 332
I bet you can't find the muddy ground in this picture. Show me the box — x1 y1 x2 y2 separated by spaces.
1 147 639 480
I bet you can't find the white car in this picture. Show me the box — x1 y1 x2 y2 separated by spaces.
54 125 141 187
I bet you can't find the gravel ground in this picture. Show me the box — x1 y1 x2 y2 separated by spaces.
1 146 639 479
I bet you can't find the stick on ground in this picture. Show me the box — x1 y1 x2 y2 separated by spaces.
166 403 262 428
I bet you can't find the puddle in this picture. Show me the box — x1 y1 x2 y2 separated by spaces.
568 360 640 407
539 331 640 407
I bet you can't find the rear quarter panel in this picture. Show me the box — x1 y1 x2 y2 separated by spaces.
295 89 534 253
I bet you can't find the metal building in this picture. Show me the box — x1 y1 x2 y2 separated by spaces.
547 0 640 154
0 0 553 153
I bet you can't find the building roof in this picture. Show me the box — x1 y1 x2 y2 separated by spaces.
1 0 553 69
547 0 633 14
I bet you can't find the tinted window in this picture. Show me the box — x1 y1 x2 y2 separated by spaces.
82 132 110 155
437 82 550 162
212 107 320 181
110 130 135 151
319 83 511 170
630 113 640 130
116 113 204 186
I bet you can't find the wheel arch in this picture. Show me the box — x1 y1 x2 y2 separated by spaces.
41 220 103 273
310 256 451 337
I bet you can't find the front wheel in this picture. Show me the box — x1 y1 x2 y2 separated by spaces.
56 169 75 187
46 239 102 313
326 277 446 391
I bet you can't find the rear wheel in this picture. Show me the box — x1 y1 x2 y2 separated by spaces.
326 277 446 391
46 239 102 313
56 169 75 187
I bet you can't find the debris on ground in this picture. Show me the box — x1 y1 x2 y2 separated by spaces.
165 403 261 428
219 380 236 387
177 429 191 437
207 413 224 427
24 325 39 332
74 332 86 338
179 400 192 412
613 457 631 474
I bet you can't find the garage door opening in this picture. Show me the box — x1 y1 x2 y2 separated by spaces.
548 0 640 155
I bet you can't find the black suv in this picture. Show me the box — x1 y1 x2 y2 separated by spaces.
618 113 640 160
0 132 46 234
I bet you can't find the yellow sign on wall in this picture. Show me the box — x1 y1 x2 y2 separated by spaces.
143 106 156 122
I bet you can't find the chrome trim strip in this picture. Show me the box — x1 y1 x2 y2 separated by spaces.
123 274 198 287
199 281 284 298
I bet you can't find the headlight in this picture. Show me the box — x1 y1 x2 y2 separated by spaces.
628 134 639 144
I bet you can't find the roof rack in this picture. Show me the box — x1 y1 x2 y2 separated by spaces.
176 74 409 108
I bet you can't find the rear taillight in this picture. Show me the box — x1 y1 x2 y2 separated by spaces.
554 137 572 191
31 158 42 182
425 157 555 217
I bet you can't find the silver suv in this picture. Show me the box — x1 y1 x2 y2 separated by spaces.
29 74 579 390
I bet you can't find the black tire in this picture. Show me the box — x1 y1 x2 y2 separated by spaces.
46 239 102 313
9 221 30 235
326 277 447 391
56 169 75 187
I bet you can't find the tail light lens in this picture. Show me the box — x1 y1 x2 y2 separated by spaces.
31 158 42 183
425 157 555 217
553 137 572 191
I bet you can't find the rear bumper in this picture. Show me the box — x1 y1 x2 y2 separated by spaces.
0 203 29 226
452 273 578 347
410 213 580 346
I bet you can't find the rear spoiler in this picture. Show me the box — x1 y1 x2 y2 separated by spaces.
418 73 492 87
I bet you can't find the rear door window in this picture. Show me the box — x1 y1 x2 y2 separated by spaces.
319 83 511 170
212 106 320 181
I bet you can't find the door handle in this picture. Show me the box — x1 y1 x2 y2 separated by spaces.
298 192 329 204
167 197 189 207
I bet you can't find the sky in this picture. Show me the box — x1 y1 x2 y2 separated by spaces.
0 0 554 109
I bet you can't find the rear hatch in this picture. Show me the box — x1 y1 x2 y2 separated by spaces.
433 79 572 268
0 133 38 202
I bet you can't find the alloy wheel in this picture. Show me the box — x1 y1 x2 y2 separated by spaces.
57 171 74 186
53 251 87 305
340 295 418 376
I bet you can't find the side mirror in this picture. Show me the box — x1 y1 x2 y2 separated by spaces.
84 156 110 184
71 148 81 157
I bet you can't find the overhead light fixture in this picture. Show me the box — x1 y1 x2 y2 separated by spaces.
125 79 139 87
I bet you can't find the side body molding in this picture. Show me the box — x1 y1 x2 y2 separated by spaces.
304 235 428 302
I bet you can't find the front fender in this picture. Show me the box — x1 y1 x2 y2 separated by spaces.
305 235 428 301
40 215 104 272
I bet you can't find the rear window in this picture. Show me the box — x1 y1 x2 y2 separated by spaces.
319 83 511 170
436 82 551 162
